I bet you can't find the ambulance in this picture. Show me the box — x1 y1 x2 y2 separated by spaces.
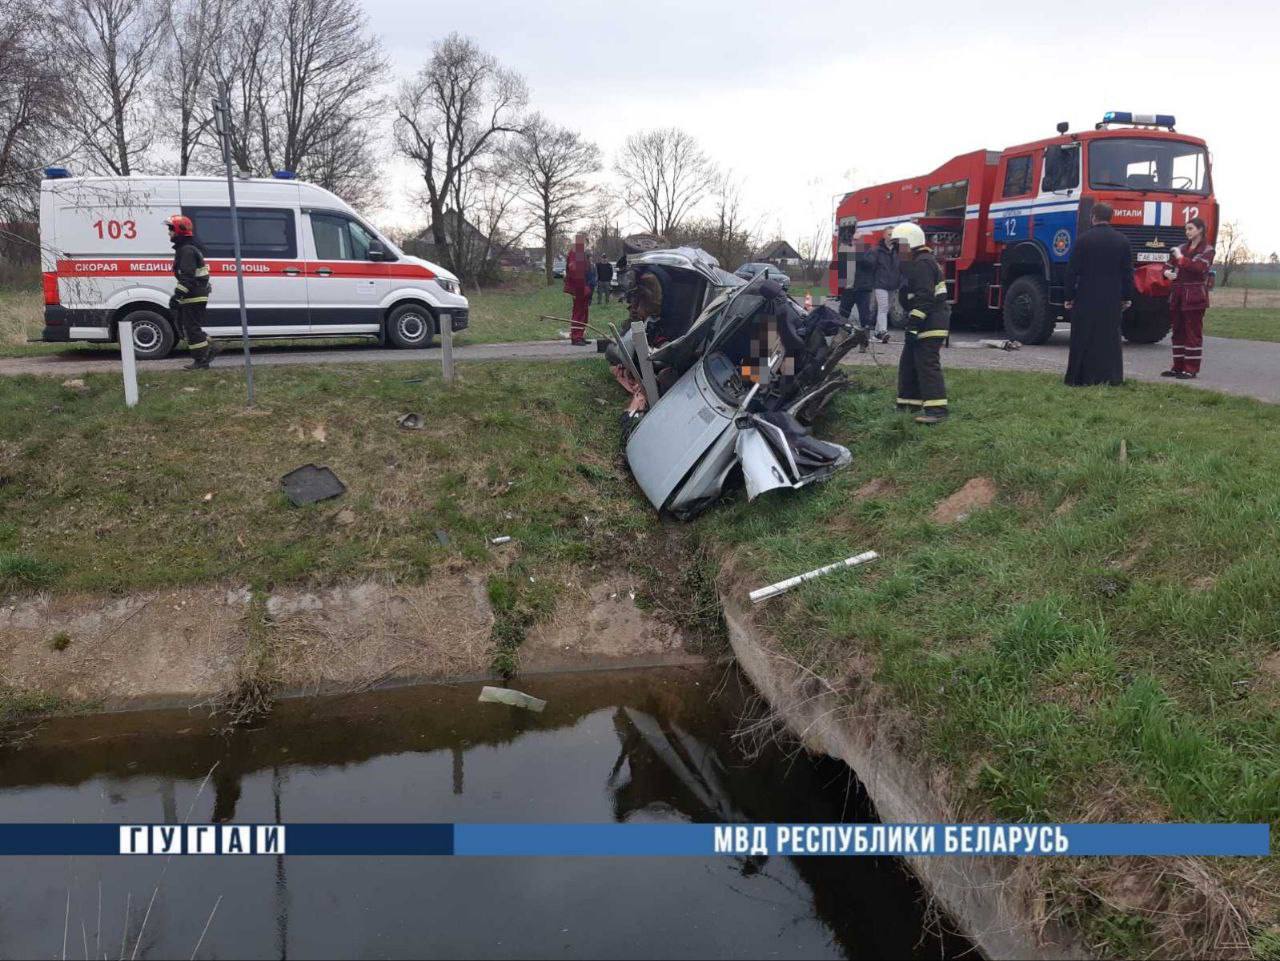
39 170 468 358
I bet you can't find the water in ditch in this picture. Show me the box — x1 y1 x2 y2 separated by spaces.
0 665 970 959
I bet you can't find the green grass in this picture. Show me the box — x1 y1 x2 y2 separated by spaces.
0 360 650 596
1206 306 1280 343
697 366 1279 949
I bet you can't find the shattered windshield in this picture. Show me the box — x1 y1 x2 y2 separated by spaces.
1088 138 1210 194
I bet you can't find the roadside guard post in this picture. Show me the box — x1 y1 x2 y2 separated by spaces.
211 83 255 407
440 312 455 383
118 320 138 407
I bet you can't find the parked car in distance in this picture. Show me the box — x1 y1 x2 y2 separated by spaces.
734 262 791 289
552 255 566 278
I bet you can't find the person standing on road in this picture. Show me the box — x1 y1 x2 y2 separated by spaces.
837 243 876 332
1064 203 1133 387
165 215 218 370
595 256 614 304
890 222 950 423
564 233 591 345
870 232 901 343
1162 216 1215 380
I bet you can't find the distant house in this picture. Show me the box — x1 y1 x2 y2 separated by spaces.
758 239 801 266
405 210 496 261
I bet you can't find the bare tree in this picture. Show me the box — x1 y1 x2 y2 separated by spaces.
0 0 71 222
507 114 600 283
258 0 386 183
796 221 833 283
1215 221 1251 288
395 33 528 281
51 0 169 175
157 0 233 173
614 127 716 237
209 4 270 174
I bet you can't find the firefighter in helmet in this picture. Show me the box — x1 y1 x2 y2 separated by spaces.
164 215 218 370
889 222 949 424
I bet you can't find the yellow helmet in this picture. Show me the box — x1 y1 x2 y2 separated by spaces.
889 222 926 249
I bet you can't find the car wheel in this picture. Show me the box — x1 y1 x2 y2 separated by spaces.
121 309 175 360
387 303 436 349
1002 275 1055 344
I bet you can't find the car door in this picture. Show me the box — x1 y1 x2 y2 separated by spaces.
181 183 307 335
303 210 386 334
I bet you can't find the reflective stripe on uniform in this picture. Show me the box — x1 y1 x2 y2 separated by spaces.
934 282 947 296
175 283 188 292
922 398 949 407
896 397 923 406
909 309 926 319
177 296 208 304
188 340 208 349
917 329 949 339
194 266 210 277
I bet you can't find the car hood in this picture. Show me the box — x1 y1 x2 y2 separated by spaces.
400 253 456 283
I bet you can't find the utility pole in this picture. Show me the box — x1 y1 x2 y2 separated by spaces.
211 83 255 407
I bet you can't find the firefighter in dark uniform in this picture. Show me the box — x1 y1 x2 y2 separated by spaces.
164 214 218 370
890 222 949 423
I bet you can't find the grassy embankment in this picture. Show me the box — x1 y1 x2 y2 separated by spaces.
698 366 1279 959
1 345 1278 953
0 360 672 712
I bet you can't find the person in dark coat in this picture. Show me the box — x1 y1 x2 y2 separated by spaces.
1064 203 1133 387
869 235 901 343
595 257 614 304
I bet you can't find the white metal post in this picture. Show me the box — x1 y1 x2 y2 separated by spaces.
118 320 138 408
440 312 455 383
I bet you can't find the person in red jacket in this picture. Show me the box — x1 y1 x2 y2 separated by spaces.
1162 217 1215 379
563 233 592 345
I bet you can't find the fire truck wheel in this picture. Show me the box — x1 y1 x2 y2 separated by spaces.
120 309 176 360
1121 306 1171 344
1002 275 1055 345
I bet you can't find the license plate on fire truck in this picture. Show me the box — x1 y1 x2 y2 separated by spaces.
1135 251 1170 263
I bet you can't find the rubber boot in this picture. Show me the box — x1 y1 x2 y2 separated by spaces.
183 344 213 370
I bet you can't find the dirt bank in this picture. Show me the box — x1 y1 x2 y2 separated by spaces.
0 570 699 711
718 561 1086 961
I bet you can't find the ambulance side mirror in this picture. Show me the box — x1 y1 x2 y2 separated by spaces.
367 241 386 261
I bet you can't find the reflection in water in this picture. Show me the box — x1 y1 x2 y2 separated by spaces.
0 666 969 960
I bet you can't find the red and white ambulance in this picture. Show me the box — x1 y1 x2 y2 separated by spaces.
39 170 468 358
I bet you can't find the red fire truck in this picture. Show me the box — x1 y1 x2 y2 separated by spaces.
829 112 1217 344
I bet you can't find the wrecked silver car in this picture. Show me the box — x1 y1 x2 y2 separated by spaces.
607 249 865 519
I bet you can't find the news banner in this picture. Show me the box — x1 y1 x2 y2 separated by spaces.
0 823 1268 857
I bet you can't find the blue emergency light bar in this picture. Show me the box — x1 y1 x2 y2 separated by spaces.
1103 112 1176 128
43 166 72 179
272 170 297 180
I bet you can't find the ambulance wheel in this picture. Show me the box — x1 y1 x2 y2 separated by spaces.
1002 275 1055 345
387 303 436 349
1122 305 1171 344
121 309 175 360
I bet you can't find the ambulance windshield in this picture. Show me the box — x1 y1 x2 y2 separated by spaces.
1088 138 1210 195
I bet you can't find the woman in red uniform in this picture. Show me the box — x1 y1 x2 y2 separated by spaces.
1162 217 1214 380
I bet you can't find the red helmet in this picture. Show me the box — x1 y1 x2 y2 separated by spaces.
164 215 194 237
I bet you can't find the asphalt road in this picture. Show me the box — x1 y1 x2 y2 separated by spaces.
3 327 1277 404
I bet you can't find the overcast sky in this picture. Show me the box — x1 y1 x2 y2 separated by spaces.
362 0 1279 257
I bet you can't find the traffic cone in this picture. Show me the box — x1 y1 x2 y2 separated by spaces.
803 292 813 311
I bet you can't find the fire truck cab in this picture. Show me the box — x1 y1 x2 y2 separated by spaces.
831 113 1217 344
